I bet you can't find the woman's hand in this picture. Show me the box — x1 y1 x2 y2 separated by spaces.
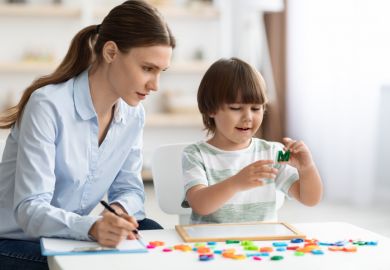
88 211 139 247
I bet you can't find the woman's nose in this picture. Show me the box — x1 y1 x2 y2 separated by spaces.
147 75 159 92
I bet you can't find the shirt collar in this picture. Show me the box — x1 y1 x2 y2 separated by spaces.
73 69 96 121
73 69 127 124
113 99 127 125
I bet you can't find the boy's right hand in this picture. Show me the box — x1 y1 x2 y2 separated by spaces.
231 160 278 191
88 212 139 247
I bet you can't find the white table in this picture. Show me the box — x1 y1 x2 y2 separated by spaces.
49 222 390 270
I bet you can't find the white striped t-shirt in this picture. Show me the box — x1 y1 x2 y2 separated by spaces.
181 138 299 224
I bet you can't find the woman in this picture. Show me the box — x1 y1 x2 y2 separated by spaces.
0 1 175 269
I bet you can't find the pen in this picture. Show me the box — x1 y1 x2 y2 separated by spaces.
100 200 139 236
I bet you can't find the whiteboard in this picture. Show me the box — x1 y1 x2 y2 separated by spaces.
175 222 305 242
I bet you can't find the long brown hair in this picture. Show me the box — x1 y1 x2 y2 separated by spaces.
197 57 268 135
0 0 175 129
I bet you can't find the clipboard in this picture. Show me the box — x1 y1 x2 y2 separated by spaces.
175 222 305 242
40 237 148 256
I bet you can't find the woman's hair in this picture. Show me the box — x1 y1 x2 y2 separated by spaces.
197 57 268 134
0 0 175 129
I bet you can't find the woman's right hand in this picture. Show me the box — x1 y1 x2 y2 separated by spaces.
88 212 139 247
231 159 278 191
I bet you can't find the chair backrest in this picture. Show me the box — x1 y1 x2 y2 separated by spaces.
151 143 191 224
151 143 285 224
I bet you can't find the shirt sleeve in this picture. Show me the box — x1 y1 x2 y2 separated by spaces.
181 144 208 208
108 111 145 220
108 147 145 220
13 94 100 240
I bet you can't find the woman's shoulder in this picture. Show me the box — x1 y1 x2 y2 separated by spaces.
29 78 75 106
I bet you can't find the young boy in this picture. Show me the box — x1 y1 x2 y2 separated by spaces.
181 57 323 224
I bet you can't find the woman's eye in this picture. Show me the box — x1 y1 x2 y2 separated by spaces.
229 107 241 110
251 107 261 111
143 67 153 72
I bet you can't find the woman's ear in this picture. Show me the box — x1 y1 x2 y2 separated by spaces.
102 41 118 63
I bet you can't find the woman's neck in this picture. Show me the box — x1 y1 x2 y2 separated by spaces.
88 65 118 119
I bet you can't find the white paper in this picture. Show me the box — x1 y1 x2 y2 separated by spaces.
41 237 146 255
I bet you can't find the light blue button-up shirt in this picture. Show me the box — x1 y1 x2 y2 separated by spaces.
0 69 146 241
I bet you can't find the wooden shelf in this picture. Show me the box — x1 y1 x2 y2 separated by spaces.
93 4 218 20
145 113 202 128
157 5 219 19
142 169 153 182
168 61 211 74
0 60 210 74
0 2 218 20
0 61 57 74
0 4 80 18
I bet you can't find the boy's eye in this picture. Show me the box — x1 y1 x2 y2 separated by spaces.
251 107 262 111
229 106 241 110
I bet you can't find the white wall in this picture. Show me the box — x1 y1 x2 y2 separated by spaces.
287 0 390 205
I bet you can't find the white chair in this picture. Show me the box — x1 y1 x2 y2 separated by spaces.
151 143 285 225
151 143 191 225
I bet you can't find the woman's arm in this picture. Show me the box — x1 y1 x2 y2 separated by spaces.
14 96 99 240
107 146 146 219
106 107 146 220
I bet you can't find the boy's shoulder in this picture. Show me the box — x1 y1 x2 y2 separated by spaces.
183 141 220 156
184 139 285 153
183 141 206 153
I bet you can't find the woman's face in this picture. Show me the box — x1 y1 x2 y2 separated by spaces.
107 45 172 106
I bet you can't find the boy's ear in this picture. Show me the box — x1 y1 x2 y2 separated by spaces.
102 41 119 63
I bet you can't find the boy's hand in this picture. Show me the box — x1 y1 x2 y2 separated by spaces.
232 160 278 191
282 137 314 170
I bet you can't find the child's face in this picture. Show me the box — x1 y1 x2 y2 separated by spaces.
209 103 264 150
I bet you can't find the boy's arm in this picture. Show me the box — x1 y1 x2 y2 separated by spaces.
282 137 323 206
187 160 278 216
288 164 323 206
186 177 239 216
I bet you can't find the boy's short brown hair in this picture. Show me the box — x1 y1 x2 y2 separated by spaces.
197 57 268 134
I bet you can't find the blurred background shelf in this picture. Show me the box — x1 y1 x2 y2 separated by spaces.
0 61 57 73
94 3 218 20
0 2 217 20
145 113 202 128
0 60 211 74
168 61 211 74
0 3 80 17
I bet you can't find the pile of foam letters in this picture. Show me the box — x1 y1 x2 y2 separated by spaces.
146 238 378 262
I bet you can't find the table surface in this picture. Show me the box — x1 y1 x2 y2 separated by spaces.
48 222 390 270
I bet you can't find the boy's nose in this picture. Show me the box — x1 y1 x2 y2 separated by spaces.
242 110 253 122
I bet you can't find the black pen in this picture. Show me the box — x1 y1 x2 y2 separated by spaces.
100 200 139 236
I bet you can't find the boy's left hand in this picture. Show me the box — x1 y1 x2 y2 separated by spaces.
281 137 314 170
